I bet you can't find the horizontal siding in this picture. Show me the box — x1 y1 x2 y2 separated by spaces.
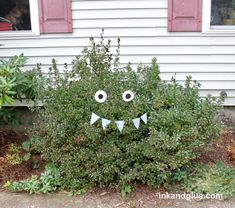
2 36 235 47
72 9 167 19
0 0 235 105
73 19 167 28
72 0 167 10
2 46 235 56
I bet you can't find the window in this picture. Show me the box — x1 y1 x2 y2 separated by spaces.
0 0 72 36
0 0 31 31
0 0 39 35
203 0 235 33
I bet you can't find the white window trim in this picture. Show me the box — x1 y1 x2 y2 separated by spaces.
202 0 235 33
0 0 40 37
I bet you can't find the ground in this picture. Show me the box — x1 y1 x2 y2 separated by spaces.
1 188 235 208
0 131 45 191
0 130 235 208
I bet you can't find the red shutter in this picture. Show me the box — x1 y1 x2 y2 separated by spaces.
168 0 202 32
38 0 72 33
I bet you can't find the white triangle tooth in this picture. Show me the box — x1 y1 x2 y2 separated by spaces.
102 118 111 130
90 112 100 125
140 113 147 124
132 118 140 129
115 120 125 132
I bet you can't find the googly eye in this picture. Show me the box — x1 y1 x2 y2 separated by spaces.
95 90 107 103
122 90 134 102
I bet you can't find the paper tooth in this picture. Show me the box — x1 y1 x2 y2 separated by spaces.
115 120 125 132
102 118 111 130
140 113 147 124
132 118 140 129
90 112 100 125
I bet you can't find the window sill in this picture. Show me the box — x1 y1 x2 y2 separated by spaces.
202 26 235 33
0 30 40 38
202 29 235 34
205 25 235 33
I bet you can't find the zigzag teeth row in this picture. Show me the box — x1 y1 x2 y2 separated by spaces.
90 112 147 132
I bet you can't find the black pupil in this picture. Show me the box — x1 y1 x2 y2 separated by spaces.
125 93 131 99
98 94 104 99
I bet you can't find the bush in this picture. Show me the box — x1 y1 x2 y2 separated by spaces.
31 35 223 191
0 54 40 125
0 54 39 106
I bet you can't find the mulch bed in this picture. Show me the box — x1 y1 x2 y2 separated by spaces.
0 130 234 192
0 130 45 191
196 131 235 167
0 131 27 157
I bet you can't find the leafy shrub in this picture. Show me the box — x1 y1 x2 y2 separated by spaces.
6 144 24 165
0 54 40 125
0 54 38 106
182 162 235 199
0 108 20 125
31 35 223 192
4 144 31 165
4 163 62 194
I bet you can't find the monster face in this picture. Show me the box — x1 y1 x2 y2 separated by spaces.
90 90 147 132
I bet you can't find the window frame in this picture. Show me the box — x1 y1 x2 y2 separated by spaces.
0 0 40 37
202 0 235 33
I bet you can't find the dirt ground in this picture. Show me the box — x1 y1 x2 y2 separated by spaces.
0 131 45 190
196 130 235 167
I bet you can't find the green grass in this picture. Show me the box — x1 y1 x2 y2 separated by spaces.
182 162 235 199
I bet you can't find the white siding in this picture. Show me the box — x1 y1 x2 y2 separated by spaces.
0 0 235 105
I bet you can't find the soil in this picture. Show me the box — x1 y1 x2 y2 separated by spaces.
0 130 45 191
196 130 235 167
0 131 27 157
0 129 234 193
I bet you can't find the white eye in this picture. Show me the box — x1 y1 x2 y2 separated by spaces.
122 90 134 102
95 90 107 103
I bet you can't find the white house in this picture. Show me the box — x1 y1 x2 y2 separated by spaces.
0 0 235 106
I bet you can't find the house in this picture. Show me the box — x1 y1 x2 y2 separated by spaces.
0 0 235 108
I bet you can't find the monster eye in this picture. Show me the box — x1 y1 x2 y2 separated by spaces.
95 90 107 103
122 90 134 102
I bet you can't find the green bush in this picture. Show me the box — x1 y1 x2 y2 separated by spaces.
0 54 40 125
31 36 223 192
0 54 39 106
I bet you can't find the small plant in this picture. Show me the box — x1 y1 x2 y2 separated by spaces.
4 175 40 194
182 162 235 199
6 144 30 165
6 144 24 165
39 164 62 193
4 163 62 194
121 185 132 197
